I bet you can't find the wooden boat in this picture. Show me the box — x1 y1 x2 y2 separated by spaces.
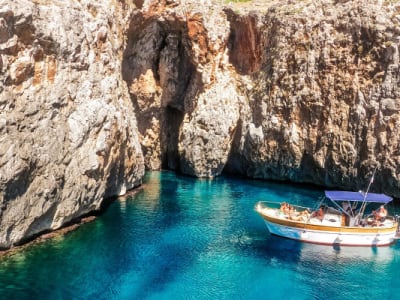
255 190 400 246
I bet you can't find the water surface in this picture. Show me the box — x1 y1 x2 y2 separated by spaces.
1 171 400 299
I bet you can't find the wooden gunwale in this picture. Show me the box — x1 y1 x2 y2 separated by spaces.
258 211 398 234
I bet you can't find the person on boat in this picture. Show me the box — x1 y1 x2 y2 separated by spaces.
372 205 387 225
288 213 301 221
342 202 352 214
280 202 290 215
287 205 299 219
311 206 325 222
288 209 311 222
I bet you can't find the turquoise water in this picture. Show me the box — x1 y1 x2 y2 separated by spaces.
1 171 400 299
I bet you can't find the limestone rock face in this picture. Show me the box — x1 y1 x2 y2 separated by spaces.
128 0 400 197
122 0 241 177
0 0 144 249
225 0 400 197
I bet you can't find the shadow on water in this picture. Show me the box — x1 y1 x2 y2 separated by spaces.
132 242 202 299
124 172 215 299
235 231 304 264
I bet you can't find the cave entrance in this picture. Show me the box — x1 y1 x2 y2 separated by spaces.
122 15 200 172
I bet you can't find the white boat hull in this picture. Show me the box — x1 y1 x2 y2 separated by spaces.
263 219 396 246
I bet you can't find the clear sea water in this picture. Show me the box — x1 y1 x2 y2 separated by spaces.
1 171 400 300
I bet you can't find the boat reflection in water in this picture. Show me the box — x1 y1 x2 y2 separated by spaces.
298 242 396 264
254 231 396 266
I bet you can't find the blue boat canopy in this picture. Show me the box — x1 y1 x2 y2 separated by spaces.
325 191 392 204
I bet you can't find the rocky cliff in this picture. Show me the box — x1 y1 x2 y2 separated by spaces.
1 0 400 249
225 0 400 194
0 0 144 249
127 0 400 195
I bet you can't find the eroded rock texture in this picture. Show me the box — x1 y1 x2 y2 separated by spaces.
122 0 241 177
225 0 400 196
128 0 400 196
0 0 144 249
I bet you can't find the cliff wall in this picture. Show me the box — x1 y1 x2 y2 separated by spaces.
128 0 400 196
0 0 144 249
1 0 400 249
226 0 400 194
